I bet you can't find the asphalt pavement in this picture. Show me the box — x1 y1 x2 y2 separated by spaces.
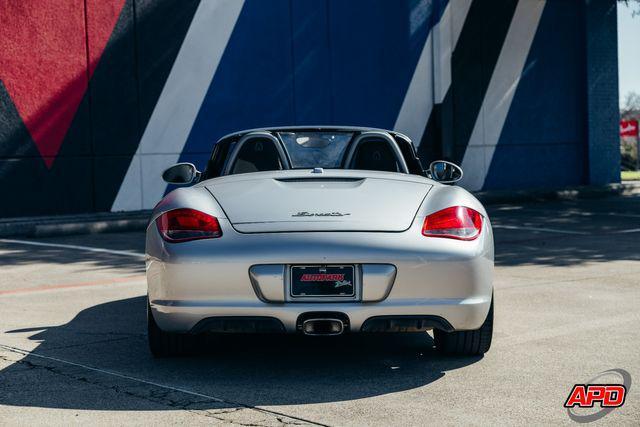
0 195 639 425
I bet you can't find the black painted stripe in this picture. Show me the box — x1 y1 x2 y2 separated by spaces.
417 0 519 164
0 0 201 216
92 0 201 211
0 80 96 216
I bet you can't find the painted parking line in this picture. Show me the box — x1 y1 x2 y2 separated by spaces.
0 238 145 258
492 224 588 235
493 224 640 235
0 343 326 427
0 275 146 297
572 212 640 219
612 228 640 234
492 206 640 219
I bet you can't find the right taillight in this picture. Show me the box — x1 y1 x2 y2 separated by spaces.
155 208 222 242
422 206 483 241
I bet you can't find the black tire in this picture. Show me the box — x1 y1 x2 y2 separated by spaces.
434 298 493 356
147 302 192 357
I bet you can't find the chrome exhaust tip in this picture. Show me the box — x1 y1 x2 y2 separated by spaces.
302 318 345 336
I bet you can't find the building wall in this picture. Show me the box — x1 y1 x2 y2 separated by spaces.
0 0 620 217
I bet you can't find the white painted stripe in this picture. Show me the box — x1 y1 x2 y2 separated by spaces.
492 224 587 235
612 228 640 234
433 0 472 103
582 212 640 219
0 344 324 426
112 0 245 211
0 238 145 258
450 0 473 49
394 1 471 145
496 207 640 219
393 21 434 144
460 0 546 191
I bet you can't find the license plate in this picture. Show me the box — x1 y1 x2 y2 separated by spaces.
290 265 355 297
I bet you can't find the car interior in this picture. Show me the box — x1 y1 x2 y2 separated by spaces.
213 130 422 179
346 138 402 172
229 138 286 175
226 136 406 175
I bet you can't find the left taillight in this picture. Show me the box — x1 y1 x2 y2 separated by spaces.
155 208 222 242
422 206 483 241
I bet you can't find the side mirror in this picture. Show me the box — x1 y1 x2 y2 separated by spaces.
162 163 200 184
426 160 463 184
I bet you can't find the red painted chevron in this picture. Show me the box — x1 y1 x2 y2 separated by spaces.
0 0 125 168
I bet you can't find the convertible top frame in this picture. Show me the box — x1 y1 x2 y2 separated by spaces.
202 126 425 180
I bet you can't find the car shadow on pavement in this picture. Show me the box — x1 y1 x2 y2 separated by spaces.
0 240 144 273
0 296 481 410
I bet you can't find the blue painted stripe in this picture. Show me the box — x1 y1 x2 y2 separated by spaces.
178 0 449 175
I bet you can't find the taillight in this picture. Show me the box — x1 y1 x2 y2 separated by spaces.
155 209 222 242
422 206 482 241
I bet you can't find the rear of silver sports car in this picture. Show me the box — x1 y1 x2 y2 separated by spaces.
146 170 493 350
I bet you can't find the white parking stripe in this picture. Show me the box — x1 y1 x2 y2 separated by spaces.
612 228 640 234
0 239 145 258
494 206 640 219
0 343 325 426
492 225 588 235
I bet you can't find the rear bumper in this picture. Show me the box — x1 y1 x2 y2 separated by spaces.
146 217 494 333
150 297 489 333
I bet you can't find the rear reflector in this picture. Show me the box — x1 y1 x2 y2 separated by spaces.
422 206 482 241
156 208 222 242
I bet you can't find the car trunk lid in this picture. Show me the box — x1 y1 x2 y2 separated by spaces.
204 171 431 233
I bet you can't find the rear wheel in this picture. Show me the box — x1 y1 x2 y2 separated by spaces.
147 302 192 357
434 298 493 356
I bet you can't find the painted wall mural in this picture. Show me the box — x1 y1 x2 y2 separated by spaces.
0 0 619 217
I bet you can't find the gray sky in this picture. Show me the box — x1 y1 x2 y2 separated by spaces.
618 3 640 106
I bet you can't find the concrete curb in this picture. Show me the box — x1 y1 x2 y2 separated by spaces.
475 181 640 205
0 211 151 238
0 182 638 238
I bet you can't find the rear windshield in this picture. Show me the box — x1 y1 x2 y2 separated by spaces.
278 132 353 168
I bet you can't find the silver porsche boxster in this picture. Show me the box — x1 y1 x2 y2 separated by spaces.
146 127 493 357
